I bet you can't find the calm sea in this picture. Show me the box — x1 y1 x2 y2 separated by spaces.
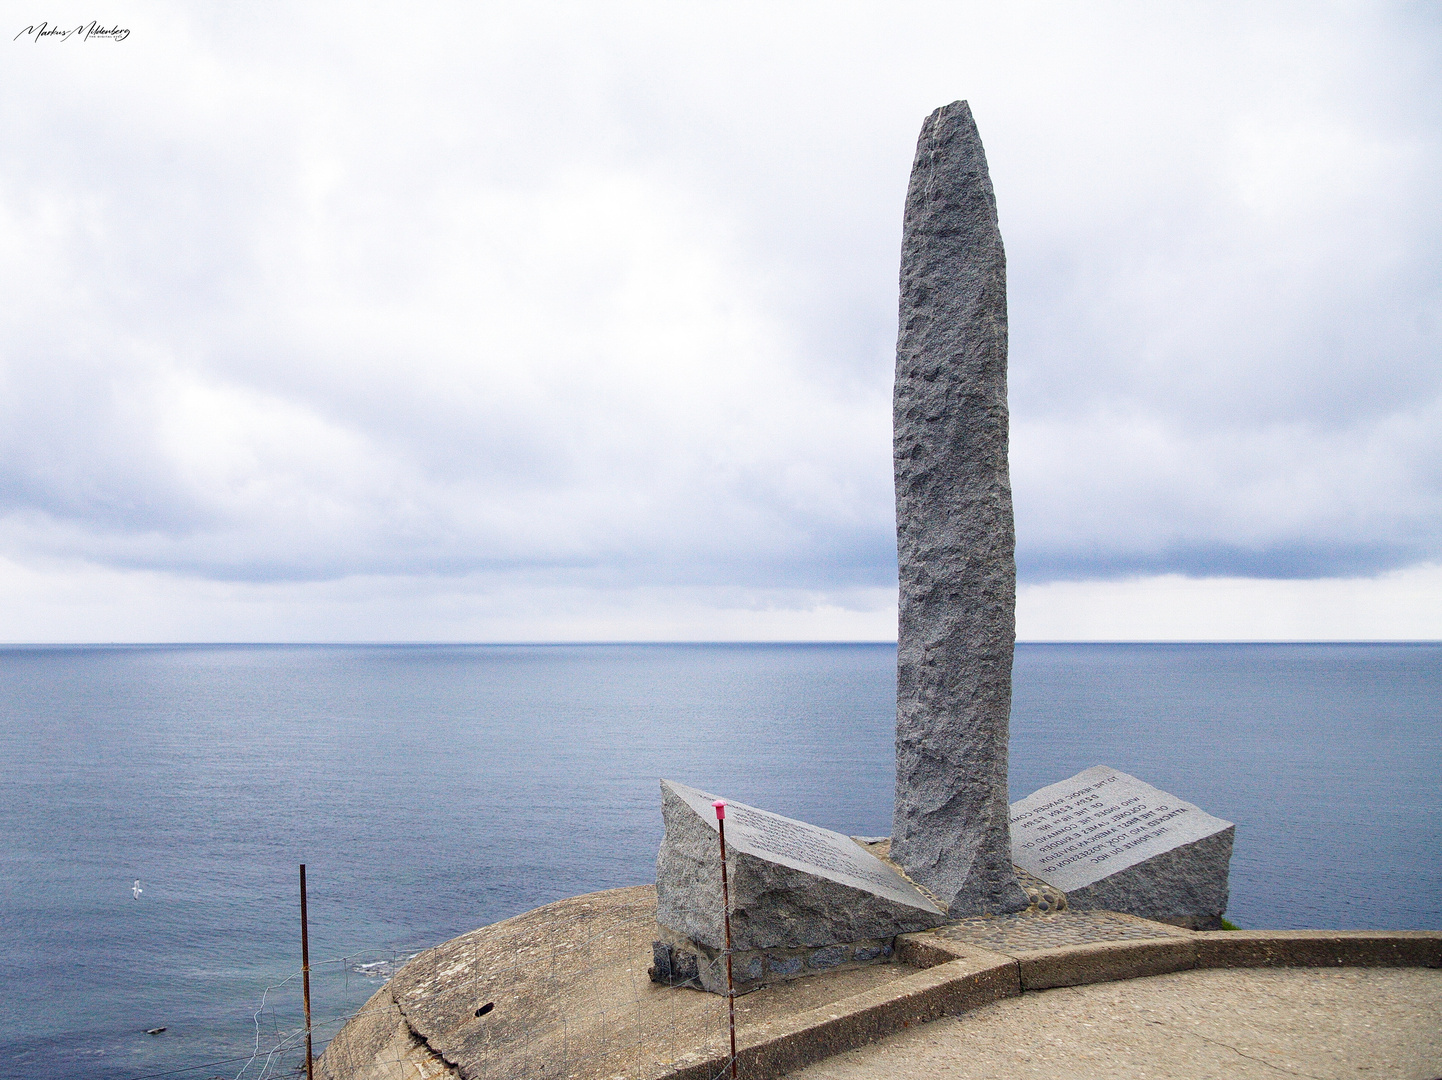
1 642 1438 1079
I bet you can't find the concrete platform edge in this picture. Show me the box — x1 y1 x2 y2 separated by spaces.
1193 928 1442 970
659 928 1442 1079
1015 937 1197 991
666 954 1021 1080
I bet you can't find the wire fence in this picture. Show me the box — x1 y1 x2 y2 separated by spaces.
130 811 750 1080
127 895 742 1080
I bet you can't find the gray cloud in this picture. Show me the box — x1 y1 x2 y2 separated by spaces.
1 0 1438 610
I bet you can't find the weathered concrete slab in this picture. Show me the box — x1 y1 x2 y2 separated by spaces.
911 909 1198 990
315 982 447 1080
655 779 946 978
319 884 1442 1080
1014 936 1199 990
890 99 1028 918
1194 928 1442 969
939 908 1191 954
1011 766 1235 928
320 885 931 1080
668 949 1022 1080
782 967 1442 1080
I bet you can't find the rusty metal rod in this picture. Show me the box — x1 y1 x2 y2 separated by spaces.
714 801 738 1080
300 864 314 1080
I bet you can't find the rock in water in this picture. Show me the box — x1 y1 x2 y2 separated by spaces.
890 101 1029 916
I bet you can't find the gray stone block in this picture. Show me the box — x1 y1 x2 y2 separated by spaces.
890 99 1028 917
651 922 898 995
655 780 947 954
1010 766 1235 929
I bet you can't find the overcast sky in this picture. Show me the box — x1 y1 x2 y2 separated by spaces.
2 1 1439 641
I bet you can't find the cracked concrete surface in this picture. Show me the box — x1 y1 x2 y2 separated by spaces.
315 885 921 1080
315 885 1440 1080
786 966 1442 1080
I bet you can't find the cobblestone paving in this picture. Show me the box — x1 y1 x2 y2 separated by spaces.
940 910 1191 953
1012 866 1067 914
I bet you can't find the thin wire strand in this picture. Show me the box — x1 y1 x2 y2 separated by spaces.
119 892 741 1080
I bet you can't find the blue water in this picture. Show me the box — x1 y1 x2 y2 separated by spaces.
1 642 1438 1080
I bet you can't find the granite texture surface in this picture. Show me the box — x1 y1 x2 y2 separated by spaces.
652 923 897 996
320 884 917 1080
1065 827 1236 930
1010 767 1236 929
655 781 947 953
890 99 1028 917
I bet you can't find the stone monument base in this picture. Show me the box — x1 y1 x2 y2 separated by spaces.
1010 767 1235 930
316 882 1441 1080
857 838 1068 917
649 925 896 996
1013 865 1069 915
1063 830 1234 930
653 780 946 991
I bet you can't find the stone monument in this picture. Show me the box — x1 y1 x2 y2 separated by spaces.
653 780 947 993
890 100 1029 916
1010 766 1236 929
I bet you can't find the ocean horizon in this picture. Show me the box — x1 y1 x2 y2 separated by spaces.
3 641 1438 1079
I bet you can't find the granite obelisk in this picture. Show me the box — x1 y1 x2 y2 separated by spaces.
890 101 1029 916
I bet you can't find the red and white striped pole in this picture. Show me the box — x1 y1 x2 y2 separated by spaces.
713 800 738 1079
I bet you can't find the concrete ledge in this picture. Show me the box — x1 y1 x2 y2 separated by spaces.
1015 937 1197 991
669 952 1021 1080
893 931 1010 969
1195 929 1442 970
663 927 1442 1077
709 929 1442 1076
318 886 1442 1080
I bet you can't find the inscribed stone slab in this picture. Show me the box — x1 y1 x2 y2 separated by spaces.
655 780 946 954
1010 766 1233 891
1009 766 1235 929
664 780 942 909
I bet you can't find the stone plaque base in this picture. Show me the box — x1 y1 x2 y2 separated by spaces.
648 924 896 996
655 780 946 956
1010 766 1235 930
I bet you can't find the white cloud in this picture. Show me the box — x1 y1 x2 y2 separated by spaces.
1018 564 1442 642
0 554 899 642
1 1 1438 638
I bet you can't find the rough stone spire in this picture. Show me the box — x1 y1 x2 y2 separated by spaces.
889 101 1029 916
